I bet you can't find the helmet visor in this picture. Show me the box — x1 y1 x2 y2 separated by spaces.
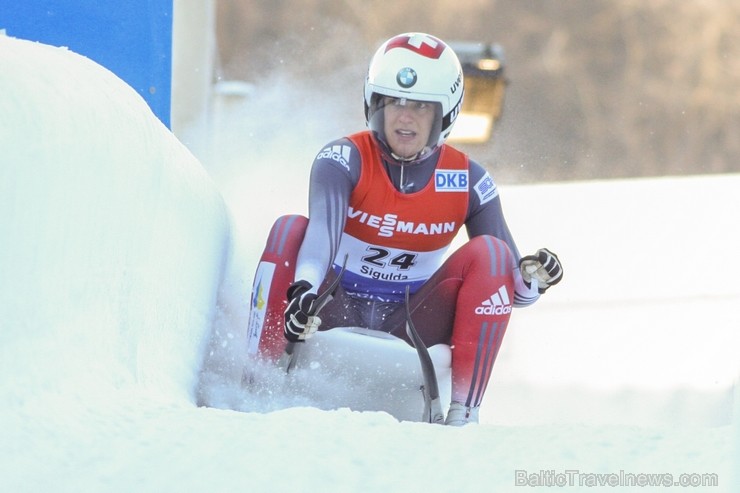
368 95 443 163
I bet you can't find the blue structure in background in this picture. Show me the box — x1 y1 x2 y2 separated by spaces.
0 0 173 128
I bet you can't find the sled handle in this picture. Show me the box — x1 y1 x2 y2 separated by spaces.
278 254 348 372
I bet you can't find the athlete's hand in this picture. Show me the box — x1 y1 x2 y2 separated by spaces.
519 248 563 294
284 280 321 342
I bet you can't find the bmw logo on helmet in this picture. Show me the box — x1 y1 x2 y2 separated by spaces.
396 67 417 88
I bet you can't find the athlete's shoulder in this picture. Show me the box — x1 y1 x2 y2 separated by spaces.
467 158 500 206
314 137 358 170
313 135 365 185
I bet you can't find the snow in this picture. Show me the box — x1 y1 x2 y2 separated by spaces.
1 35 738 492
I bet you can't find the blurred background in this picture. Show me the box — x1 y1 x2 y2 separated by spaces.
173 0 740 184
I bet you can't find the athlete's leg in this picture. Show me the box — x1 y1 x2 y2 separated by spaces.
380 235 516 416
446 235 515 413
245 215 307 361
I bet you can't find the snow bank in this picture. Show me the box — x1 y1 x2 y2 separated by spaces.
0 35 230 404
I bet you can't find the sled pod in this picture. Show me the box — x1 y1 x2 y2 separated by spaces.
291 327 452 423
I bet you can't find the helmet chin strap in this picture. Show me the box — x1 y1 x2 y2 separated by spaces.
395 156 423 194
398 160 413 194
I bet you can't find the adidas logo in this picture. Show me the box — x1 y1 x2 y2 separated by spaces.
475 285 512 315
317 145 351 171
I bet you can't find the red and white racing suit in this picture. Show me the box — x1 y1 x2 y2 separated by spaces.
247 131 538 409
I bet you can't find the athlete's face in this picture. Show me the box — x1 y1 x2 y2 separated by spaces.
382 96 436 159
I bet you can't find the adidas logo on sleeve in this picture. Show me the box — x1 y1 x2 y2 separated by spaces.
475 285 512 315
316 145 352 171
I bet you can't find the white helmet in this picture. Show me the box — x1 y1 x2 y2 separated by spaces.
364 33 464 164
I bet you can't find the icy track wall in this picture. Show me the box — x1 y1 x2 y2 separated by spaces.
0 36 230 404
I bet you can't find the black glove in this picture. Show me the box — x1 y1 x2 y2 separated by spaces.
519 248 563 294
284 280 321 342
